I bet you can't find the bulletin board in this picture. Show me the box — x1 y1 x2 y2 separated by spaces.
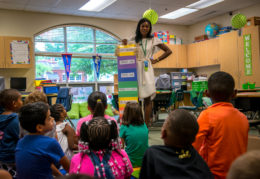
4 36 33 68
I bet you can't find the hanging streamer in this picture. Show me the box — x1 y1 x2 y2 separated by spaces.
62 54 72 80
93 55 102 79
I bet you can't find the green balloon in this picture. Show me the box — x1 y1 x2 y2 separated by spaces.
143 9 158 25
231 13 247 29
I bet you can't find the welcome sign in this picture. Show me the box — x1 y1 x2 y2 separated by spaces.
243 34 252 76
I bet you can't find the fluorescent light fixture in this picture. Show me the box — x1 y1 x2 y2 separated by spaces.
160 8 198 19
187 0 224 9
79 0 117 12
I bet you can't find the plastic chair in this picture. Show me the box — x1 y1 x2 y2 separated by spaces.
178 90 204 117
56 87 75 129
175 89 185 108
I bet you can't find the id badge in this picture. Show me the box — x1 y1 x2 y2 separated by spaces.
144 60 149 72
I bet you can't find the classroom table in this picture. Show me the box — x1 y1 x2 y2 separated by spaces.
233 92 260 125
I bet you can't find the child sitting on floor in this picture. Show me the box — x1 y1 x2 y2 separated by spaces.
120 101 148 168
76 91 117 137
51 103 77 161
139 109 213 179
193 71 249 179
0 89 23 178
227 150 260 179
70 116 133 178
16 102 70 179
21 90 57 139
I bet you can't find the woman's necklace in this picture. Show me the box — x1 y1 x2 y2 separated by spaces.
140 39 147 57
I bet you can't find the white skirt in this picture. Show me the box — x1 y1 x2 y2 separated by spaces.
137 58 156 100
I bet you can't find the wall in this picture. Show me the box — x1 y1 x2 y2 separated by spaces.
0 9 189 91
188 2 260 43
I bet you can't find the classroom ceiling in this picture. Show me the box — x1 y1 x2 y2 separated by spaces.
0 0 259 25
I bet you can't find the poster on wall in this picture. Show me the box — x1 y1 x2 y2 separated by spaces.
62 54 72 80
93 55 102 79
243 34 252 76
10 40 30 64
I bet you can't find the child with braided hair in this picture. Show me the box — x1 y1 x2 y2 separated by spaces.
76 92 117 137
70 117 133 179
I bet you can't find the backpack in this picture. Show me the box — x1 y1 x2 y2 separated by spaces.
156 74 171 90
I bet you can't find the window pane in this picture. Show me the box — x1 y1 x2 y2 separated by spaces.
35 42 65 53
36 56 95 83
99 59 117 81
70 58 95 82
96 30 118 44
67 43 94 53
96 44 116 54
35 56 64 82
70 87 93 103
35 28 64 42
67 26 94 43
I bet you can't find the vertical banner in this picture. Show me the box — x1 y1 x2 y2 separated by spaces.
243 34 252 76
62 54 72 80
93 55 102 79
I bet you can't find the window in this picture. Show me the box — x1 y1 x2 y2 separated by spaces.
35 25 119 83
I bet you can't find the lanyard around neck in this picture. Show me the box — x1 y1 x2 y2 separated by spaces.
140 39 147 57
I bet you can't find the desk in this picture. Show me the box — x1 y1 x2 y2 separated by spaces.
233 92 260 123
237 89 260 92
236 92 260 98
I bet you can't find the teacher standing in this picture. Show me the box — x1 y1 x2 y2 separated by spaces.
133 18 172 126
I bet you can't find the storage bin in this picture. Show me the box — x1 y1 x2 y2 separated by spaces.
43 86 59 94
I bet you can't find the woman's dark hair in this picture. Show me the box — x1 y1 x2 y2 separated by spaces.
122 102 144 126
135 18 153 43
19 102 49 133
167 109 199 147
0 89 21 110
88 91 107 118
80 117 118 151
50 103 65 122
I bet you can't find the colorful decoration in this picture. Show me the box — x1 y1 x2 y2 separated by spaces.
116 45 138 120
93 55 102 79
205 23 219 38
143 9 158 25
62 54 72 81
154 31 169 44
231 13 247 29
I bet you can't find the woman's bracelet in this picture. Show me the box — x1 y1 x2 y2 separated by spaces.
156 58 160 62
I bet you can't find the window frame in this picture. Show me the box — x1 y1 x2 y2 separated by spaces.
34 24 120 88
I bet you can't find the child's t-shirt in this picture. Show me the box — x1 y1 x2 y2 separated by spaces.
76 114 116 136
70 150 133 179
119 123 149 167
15 135 65 179
0 112 19 164
56 122 74 161
139 145 213 179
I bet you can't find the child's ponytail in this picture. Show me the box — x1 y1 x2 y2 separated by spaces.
87 92 107 118
93 99 105 118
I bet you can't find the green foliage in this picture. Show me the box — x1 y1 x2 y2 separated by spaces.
36 63 53 78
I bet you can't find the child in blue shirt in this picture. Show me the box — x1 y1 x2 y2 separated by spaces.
16 102 70 179
0 89 23 178
119 102 149 168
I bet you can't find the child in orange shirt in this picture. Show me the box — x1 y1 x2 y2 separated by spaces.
193 71 249 179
